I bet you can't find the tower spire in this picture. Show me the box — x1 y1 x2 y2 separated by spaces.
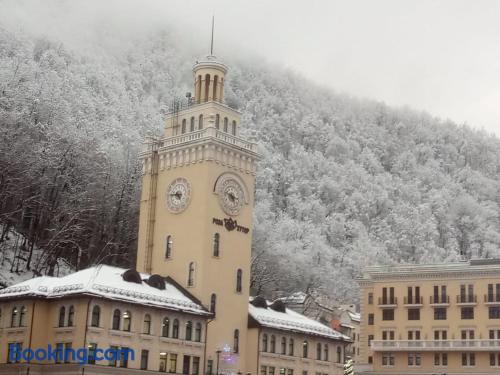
210 15 215 56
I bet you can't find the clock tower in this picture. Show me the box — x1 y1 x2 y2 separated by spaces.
136 54 259 374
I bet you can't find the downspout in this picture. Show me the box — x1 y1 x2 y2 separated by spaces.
27 300 36 375
81 297 92 375
203 318 214 375
256 329 261 375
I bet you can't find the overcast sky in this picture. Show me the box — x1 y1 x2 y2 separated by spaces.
2 0 500 134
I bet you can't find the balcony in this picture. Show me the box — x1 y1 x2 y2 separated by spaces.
378 297 398 308
484 294 500 305
403 296 423 307
371 339 500 352
429 295 450 306
456 294 477 306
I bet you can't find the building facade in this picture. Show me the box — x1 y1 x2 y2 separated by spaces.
358 259 500 375
0 51 350 374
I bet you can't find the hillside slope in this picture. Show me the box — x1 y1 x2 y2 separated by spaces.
1 27 500 301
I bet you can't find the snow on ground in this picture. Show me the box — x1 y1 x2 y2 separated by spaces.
0 226 73 288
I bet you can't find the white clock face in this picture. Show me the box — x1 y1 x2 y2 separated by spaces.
167 178 191 213
218 178 244 216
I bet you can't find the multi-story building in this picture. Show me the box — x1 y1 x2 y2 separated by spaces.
358 259 500 374
0 46 350 374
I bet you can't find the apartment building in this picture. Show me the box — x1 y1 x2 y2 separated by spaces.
358 259 500 374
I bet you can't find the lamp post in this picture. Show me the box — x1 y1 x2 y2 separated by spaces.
216 349 222 375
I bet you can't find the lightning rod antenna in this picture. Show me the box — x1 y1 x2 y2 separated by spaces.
210 15 215 56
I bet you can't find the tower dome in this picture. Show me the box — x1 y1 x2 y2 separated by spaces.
193 55 228 104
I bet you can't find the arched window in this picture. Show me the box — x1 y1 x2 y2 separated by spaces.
195 322 202 342
223 117 228 132
289 338 294 356
234 329 239 353
91 306 101 327
143 314 151 334
215 114 220 129
204 74 210 102
303 340 308 358
236 269 242 293
18 306 27 327
231 121 237 136
172 319 179 338
263 334 268 352
196 75 202 102
181 119 186 134
58 306 66 327
270 335 276 353
316 342 322 360
281 337 287 354
165 235 173 259
336 346 342 363
213 233 220 257
188 262 195 287
190 117 195 132
11 307 18 327
112 309 121 330
324 344 329 361
213 75 219 101
185 321 193 340
67 305 74 326
210 294 217 315
198 114 203 130
123 311 131 332
162 317 170 337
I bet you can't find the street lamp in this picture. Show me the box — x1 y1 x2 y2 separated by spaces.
215 349 222 375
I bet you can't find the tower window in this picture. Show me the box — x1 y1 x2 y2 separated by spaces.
215 114 220 129
162 317 170 337
190 117 195 132
198 114 203 130
231 121 237 136
213 233 220 257
91 305 101 327
210 294 217 315
172 319 179 338
122 310 131 332
204 74 210 102
185 321 193 340
188 262 195 287
143 314 151 334
181 119 186 134
234 329 239 353
67 305 74 326
165 235 173 258
213 75 219 101
223 117 228 132
236 269 242 293
58 306 66 327
112 309 121 330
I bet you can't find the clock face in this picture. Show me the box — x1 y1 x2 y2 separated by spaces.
166 178 191 213
218 178 244 216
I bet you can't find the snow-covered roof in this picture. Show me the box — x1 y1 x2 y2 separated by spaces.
277 291 308 304
0 265 209 316
249 298 350 341
347 311 360 323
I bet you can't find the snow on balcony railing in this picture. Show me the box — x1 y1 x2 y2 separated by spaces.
158 127 257 152
371 339 500 352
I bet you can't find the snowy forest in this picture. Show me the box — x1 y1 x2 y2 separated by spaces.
2 17 500 302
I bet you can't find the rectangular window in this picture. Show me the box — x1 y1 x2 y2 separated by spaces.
434 308 447 320
461 307 474 319
462 353 475 366
382 353 394 366
368 356 373 364
55 342 64 363
287 370 293 375
408 308 420 320
368 335 374 346
120 347 130 368
7 343 22 363
382 309 394 321
141 350 149 370
170 353 178 373
88 343 97 365
269 367 275 375
408 353 420 366
64 342 72 363
206 360 213 375
368 313 374 325
279 368 285 375
193 357 200 375
489 306 500 319
261 366 267 375
368 293 373 304
182 355 191 374
109 346 119 367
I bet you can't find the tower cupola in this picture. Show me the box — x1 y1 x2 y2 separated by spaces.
193 55 227 103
